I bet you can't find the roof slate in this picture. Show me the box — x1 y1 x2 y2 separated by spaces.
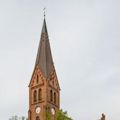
35 19 55 78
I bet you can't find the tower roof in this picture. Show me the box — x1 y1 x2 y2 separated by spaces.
35 18 54 78
42 19 48 33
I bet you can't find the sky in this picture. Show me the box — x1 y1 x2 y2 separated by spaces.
0 0 120 120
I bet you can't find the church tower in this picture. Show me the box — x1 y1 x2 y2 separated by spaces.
28 18 60 120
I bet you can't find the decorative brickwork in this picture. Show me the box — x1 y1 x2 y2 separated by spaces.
28 19 60 120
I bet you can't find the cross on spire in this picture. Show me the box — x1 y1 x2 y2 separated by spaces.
43 8 46 18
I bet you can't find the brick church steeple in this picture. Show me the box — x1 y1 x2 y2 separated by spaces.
28 18 60 120
35 18 55 78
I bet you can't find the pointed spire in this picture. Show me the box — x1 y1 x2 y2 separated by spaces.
42 19 48 33
35 18 54 78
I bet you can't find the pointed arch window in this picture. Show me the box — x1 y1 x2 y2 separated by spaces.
36 75 39 84
36 116 40 120
54 92 56 104
50 90 53 102
33 90 37 102
38 88 42 101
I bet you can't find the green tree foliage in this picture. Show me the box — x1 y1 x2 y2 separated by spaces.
46 108 52 120
45 107 72 120
56 109 72 120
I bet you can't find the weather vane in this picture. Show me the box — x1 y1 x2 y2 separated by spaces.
43 7 46 18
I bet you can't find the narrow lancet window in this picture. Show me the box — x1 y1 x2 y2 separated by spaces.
54 92 56 104
36 75 39 83
36 116 40 120
38 88 42 100
50 90 53 102
33 90 37 102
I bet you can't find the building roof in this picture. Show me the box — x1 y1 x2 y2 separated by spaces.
35 18 55 78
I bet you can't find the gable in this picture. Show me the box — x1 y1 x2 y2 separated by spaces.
29 66 45 87
48 70 60 91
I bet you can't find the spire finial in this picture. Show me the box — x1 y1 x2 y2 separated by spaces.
43 7 46 18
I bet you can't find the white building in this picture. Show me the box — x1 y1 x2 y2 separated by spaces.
9 116 27 120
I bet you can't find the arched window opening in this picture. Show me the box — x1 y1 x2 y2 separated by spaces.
36 75 39 83
50 90 53 102
36 116 40 120
54 92 56 104
33 90 37 102
38 88 42 101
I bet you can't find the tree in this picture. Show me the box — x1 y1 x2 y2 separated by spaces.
45 107 72 120
46 107 52 120
56 109 72 120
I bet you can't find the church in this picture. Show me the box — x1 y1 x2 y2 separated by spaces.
28 17 60 120
27 16 106 120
